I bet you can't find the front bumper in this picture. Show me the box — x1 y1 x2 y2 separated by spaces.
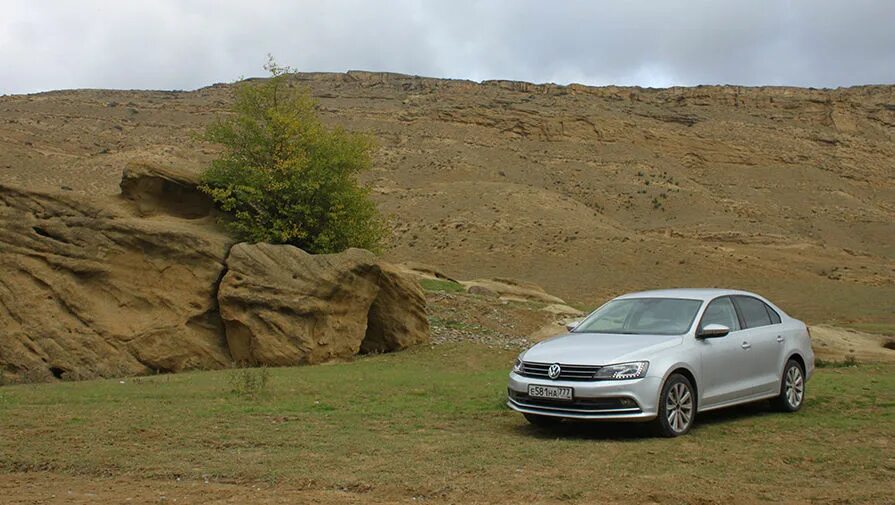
507 372 661 421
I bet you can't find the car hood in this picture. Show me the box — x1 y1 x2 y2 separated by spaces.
521 332 683 365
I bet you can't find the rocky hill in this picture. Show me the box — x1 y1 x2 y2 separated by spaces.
1 72 893 326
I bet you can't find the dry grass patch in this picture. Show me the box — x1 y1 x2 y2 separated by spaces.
0 343 892 504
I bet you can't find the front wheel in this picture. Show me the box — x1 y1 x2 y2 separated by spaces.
772 359 805 412
523 413 562 428
653 373 696 437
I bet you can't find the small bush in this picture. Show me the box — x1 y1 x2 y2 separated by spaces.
201 57 386 254
227 366 271 399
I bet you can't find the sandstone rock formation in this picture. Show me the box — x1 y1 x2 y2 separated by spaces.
460 278 566 304
810 326 895 364
0 164 429 381
218 243 429 366
119 161 214 219
0 177 233 380
361 261 430 354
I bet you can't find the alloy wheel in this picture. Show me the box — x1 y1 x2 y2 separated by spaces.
665 382 693 433
785 365 804 408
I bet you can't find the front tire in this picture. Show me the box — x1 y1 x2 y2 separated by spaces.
523 413 562 428
772 359 805 412
654 373 696 437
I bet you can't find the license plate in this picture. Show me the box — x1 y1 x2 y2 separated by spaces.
528 384 573 401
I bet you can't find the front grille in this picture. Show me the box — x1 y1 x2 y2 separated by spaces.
508 390 641 415
519 361 601 381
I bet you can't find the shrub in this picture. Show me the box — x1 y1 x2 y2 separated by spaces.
200 57 386 253
227 366 270 399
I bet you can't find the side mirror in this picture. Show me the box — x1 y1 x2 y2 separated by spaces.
565 320 581 332
697 323 730 339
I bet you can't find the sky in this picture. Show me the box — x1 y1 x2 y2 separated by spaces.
2 0 893 94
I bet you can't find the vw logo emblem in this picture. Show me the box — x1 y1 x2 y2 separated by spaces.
547 363 562 379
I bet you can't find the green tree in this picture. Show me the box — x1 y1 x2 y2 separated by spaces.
200 58 386 253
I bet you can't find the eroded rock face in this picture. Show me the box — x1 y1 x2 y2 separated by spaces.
120 161 214 219
0 182 234 380
0 161 429 381
218 243 429 366
361 262 430 354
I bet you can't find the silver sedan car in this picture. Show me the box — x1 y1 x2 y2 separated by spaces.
507 289 814 436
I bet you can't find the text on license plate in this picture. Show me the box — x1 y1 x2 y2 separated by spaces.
528 384 573 401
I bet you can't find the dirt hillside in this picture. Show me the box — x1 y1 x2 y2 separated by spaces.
1 72 893 325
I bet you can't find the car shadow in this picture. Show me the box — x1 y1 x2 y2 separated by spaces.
691 400 776 427
510 400 778 440
511 419 652 440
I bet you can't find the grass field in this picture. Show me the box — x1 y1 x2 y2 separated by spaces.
1 343 893 504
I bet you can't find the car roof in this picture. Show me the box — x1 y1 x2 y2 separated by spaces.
614 288 761 302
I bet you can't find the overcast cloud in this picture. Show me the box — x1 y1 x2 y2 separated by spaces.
2 0 893 94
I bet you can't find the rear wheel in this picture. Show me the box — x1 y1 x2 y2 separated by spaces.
523 413 562 428
654 373 696 437
772 359 805 412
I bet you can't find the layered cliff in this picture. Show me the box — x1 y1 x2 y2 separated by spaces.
1 72 892 325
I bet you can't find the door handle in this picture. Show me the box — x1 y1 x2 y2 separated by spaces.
741 342 751 349
776 335 784 343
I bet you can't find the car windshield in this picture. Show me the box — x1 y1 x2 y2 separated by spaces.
573 297 703 335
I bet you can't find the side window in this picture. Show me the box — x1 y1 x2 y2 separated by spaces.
700 297 740 332
734 296 772 328
766 305 782 324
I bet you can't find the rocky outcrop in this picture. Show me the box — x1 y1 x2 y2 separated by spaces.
0 181 234 380
120 161 214 219
460 278 566 304
218 243 429 366
360 262 430 354
0 163 429 381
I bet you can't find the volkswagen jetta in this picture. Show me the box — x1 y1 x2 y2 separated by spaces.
507 289 814 436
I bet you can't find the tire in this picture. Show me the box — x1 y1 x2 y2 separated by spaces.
523 413 562 428
772 359 805 412
653 373 696 437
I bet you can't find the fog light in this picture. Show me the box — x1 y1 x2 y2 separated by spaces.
618 398 636 407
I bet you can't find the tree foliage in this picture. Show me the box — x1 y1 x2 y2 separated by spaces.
200 58 385 253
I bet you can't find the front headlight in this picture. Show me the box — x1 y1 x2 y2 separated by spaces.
593 361 649 380
512 354 524 374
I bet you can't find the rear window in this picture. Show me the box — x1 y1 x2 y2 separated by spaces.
734 296 773 328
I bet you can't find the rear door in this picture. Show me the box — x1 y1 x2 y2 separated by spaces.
731 296 780 395
697 296 750 407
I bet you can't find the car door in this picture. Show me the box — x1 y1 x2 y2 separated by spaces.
697 296 751 407
731 296 780 395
